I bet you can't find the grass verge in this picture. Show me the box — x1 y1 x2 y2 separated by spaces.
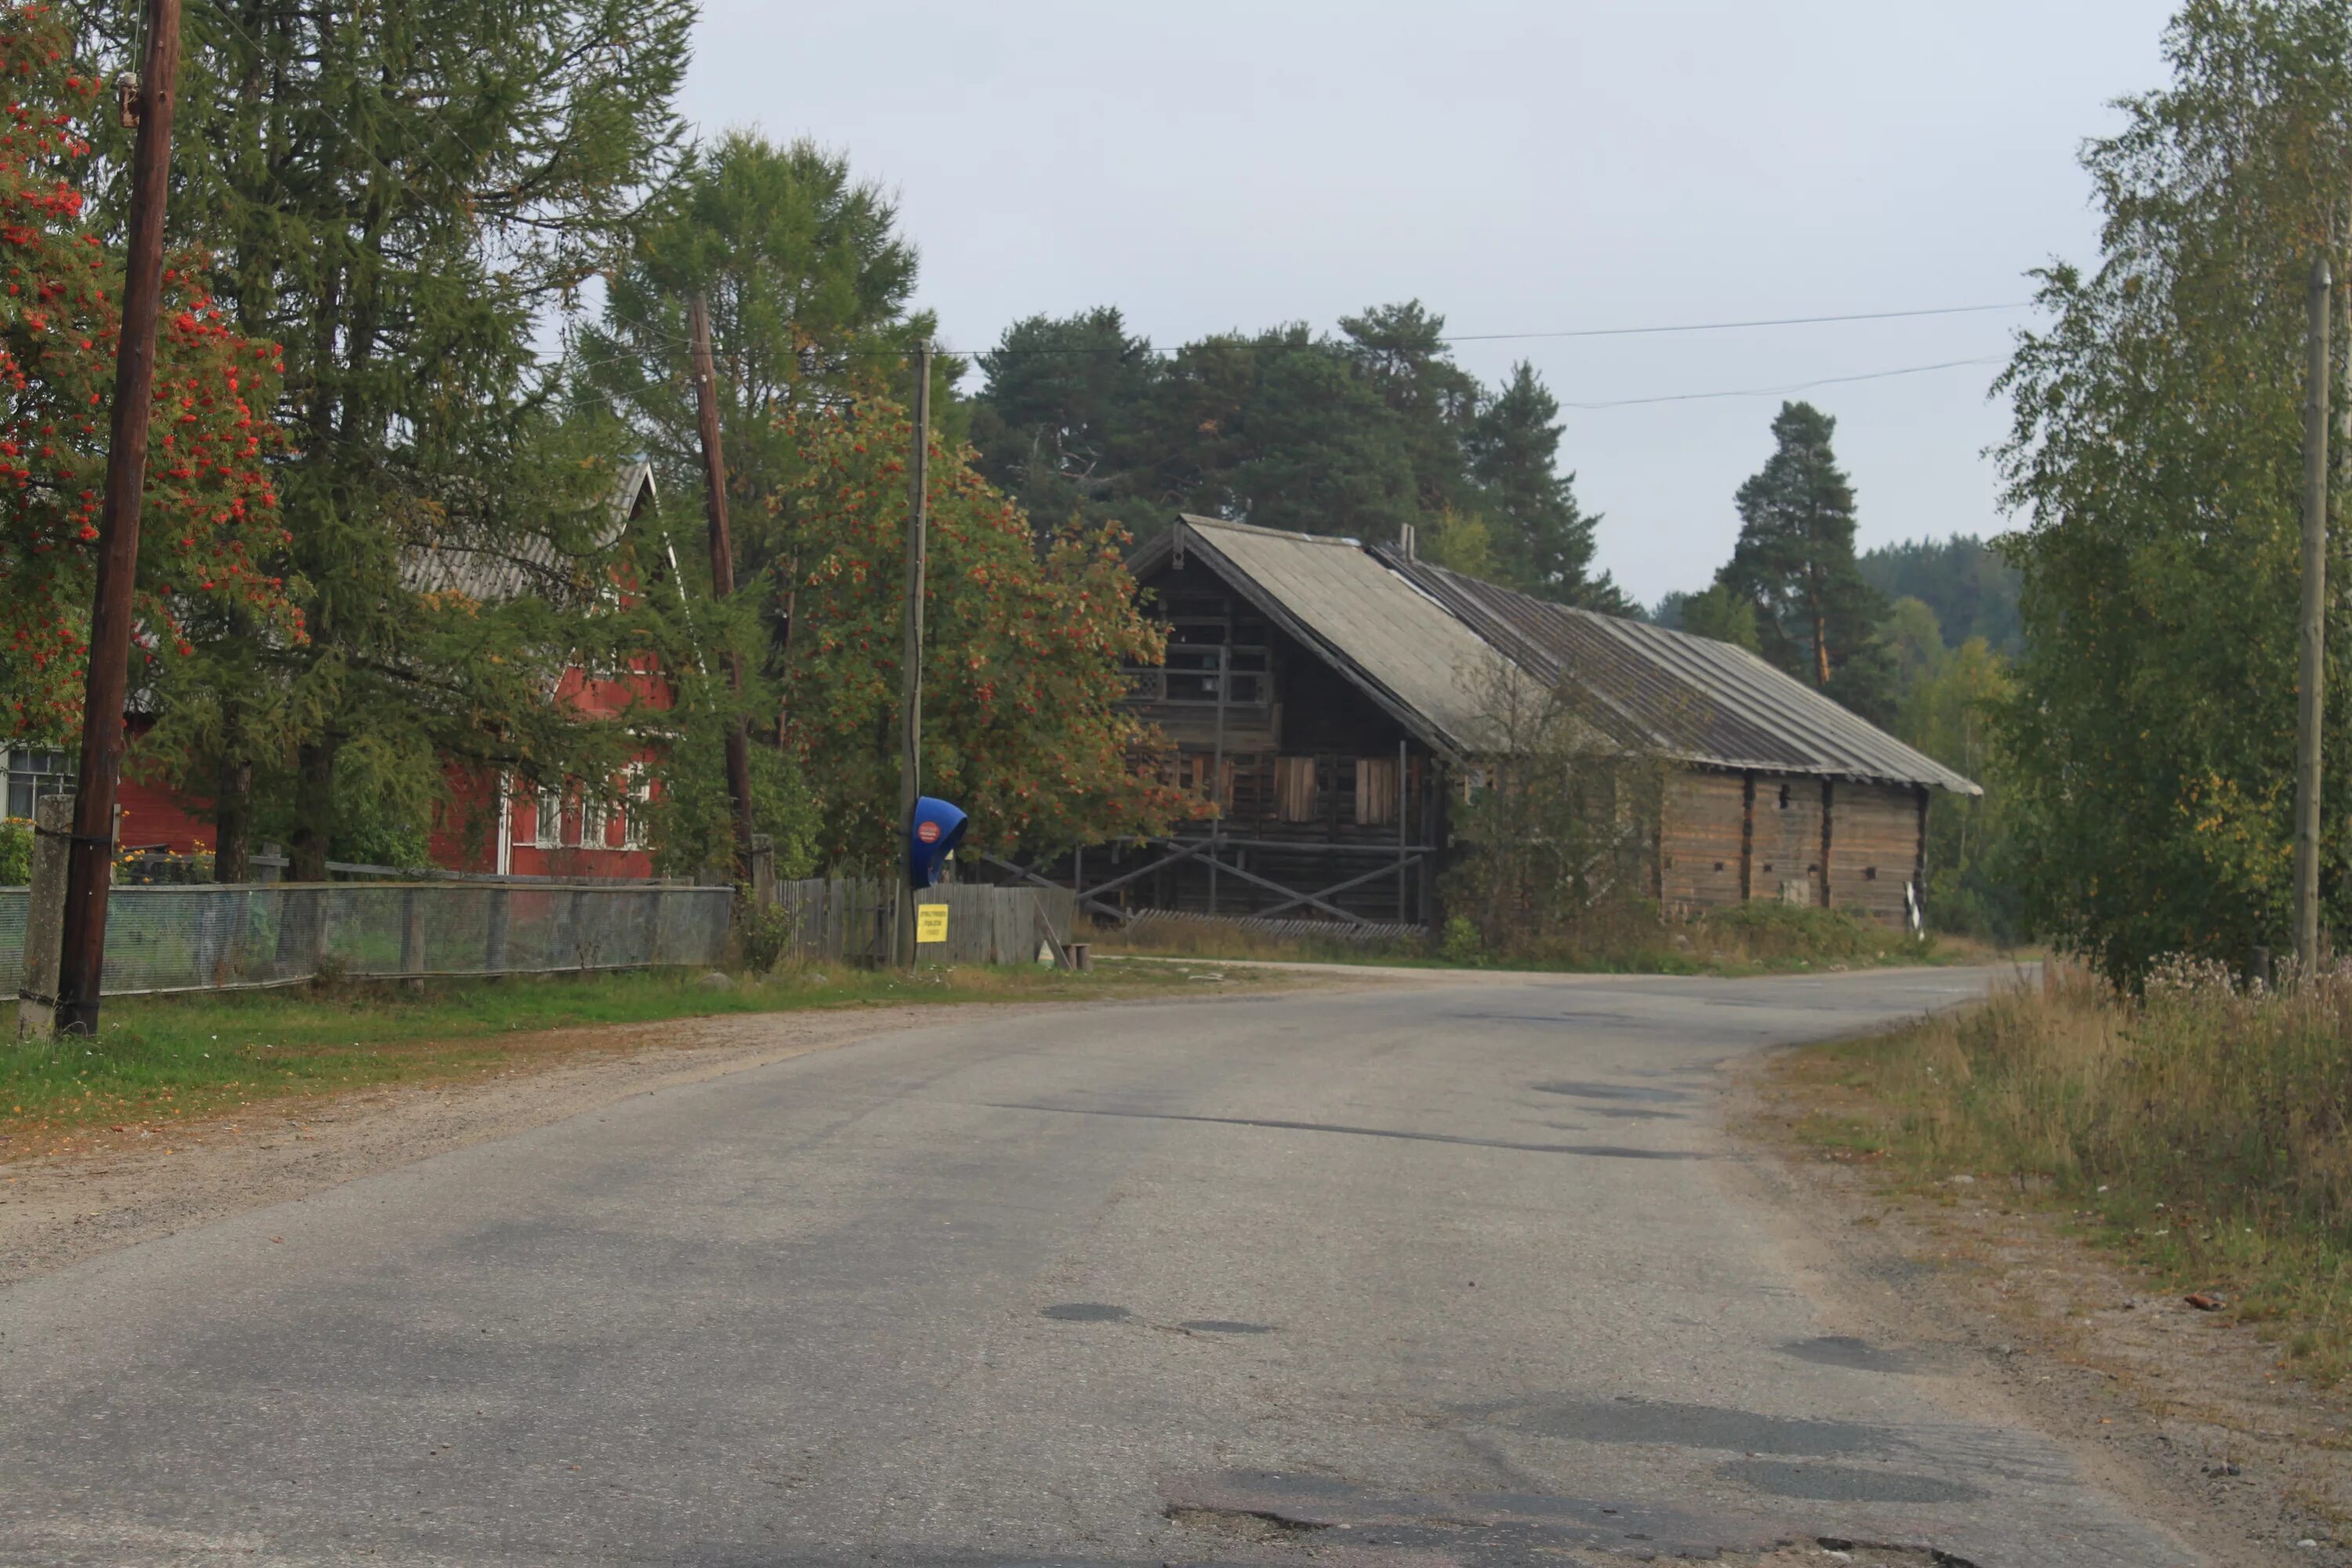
1771 960 2352 1385
0 960 1262 1152
1089 901 1999 976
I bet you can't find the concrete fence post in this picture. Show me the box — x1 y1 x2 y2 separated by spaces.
398 886 426 992
749 833 775 907
16 794 75 1040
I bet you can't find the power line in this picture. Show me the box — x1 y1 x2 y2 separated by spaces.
1442 300 2031 343
1559 356 2006 410
561 298 2031 368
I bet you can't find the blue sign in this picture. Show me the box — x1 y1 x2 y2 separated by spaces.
908 796 967 887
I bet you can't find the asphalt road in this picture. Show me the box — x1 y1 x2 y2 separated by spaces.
1 966 2201 1567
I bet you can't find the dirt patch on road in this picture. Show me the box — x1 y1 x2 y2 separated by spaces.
0 998 1190 1289
1730 1053 2352 1567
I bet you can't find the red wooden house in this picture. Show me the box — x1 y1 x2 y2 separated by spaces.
4 463 677 880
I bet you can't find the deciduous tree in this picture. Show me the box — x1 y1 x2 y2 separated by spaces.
1994 0 2352 977
0 4 291 746
775 397 1188 869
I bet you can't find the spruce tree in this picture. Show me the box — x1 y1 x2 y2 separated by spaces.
1721 401 1889 717
1468 361 1624 610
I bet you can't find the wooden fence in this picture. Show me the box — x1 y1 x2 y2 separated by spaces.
768 879 1076 967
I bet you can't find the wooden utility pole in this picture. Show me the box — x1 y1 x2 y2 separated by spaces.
52 0 183 1036
895 343 933 967
2296 249 2332 970
687 292 757 881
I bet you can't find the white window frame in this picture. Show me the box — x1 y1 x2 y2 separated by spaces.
619 765 651 850
533 786 567 849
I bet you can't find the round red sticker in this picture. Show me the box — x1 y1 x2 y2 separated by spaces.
916 820 942 844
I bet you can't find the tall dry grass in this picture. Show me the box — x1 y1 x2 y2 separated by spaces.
1808 957 2352 1378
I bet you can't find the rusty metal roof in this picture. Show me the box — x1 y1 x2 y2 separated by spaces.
1379 552 1980 794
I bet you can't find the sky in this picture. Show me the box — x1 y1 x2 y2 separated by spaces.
679 1 2179 608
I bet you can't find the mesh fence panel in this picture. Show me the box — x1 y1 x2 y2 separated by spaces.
0 882 731 998
0 887 24 996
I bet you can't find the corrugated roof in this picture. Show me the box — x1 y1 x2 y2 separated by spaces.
1380 552 1980 795
400 461 659 604
1154 516 1517 754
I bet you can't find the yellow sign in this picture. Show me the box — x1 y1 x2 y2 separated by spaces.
916 903 950 944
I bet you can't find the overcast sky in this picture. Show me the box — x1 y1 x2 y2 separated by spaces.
679 1 2177 608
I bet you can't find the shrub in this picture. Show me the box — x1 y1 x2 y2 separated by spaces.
1439 914 1483 966
735 894 793 974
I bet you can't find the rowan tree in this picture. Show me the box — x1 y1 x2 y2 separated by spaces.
0 2 291 745
775 397 1189 869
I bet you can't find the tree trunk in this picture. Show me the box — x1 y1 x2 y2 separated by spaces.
213 753 253 884
289 736 338 881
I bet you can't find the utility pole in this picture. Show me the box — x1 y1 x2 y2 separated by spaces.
895 343 933 967
2296 249 2332 971
51 0 183 1036
687 292 757 882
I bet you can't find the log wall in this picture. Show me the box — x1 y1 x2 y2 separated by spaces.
1659 771 1748 913
1751 774 1824 907
1827 782 1925 925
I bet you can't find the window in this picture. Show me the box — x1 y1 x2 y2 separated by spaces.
619 767 651 850
532 786 568 849
581 795 611 851
5 748 74 819
1355 756 1399 826
1275 757 1318 823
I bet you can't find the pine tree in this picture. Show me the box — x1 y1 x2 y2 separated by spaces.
969 307 1160 539
1720 401 1889 717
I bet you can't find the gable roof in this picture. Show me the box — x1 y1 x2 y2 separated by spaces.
1133 515 1513 754
400 460 659 605
1380 554 1980 795
1131 514 1978 795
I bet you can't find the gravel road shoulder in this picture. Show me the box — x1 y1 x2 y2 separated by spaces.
1726 1049 2352 1567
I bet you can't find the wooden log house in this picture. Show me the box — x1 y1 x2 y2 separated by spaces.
1019 515 1978 931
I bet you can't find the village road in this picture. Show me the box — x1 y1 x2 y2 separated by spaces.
0 966 2204 1566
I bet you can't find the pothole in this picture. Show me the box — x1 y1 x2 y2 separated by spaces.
1163 1503 1332 1544
1708 1541 1980 1567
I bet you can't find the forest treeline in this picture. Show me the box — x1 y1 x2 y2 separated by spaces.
967 304 1629 612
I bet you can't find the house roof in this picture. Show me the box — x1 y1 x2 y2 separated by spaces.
1134 516 1515 754
399 461 659 605
1130 514 1978 795
1378 554 1980 794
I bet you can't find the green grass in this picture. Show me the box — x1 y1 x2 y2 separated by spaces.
1 960 1261 1150
1088 901 1984 977
1769 960 2352 1385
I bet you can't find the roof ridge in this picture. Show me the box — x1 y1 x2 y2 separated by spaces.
1178 514 1364 548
